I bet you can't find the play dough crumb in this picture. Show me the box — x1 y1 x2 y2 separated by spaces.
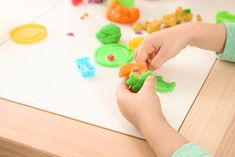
72 0 83 6
67 32 75 36
107 54 115 61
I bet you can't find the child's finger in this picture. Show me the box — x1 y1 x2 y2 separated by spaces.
116 80 130 94
135 44 149 65
149 48 166 70
140 75 156 92
134 47 139 60
116 80 134 103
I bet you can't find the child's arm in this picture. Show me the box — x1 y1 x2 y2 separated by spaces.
116 76 212 157
116 22 235 157
116 76 188 157
187 22 226 52
135 22 227 70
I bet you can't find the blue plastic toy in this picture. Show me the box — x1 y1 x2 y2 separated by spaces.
76 57 95 78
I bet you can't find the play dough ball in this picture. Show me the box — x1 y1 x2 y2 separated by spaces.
94 44 133 67
10 24 47 44
106 2 140 24
96 23 121 44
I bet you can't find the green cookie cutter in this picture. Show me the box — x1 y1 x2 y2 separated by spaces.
127 71 153 92
216 11 235 24
126 70 176 93
94 44 133 67
156 76 176 93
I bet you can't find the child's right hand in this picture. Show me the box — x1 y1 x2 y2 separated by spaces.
135 23 192 70
135 22 227 70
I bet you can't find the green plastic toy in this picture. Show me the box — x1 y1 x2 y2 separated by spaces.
126 70 176 92
156 76 176 93
183 8 191 14
127 71 153 92
96 23 121 44
94 44 133 67
109 0 135 8
216 11 235 24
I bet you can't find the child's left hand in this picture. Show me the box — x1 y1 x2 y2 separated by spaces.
116 76 188 157
116 76 164 129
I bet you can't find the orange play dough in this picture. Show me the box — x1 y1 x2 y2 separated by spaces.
106 2 140 24
119 63 146 79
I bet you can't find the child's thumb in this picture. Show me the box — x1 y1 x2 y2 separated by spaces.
141 75 156 92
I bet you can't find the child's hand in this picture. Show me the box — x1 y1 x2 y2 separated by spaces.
135 23 191 70
135 22 227 70
116 76 188 157
116 76 164 129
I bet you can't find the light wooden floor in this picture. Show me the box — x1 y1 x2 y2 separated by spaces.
0 60 234 157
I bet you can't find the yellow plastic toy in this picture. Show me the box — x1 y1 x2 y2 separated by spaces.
196 14 202 21
132 23 142 32
128 37 144 50
10 24 47 44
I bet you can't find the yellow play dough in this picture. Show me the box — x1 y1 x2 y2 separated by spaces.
128 37 144 50
10 24 47 44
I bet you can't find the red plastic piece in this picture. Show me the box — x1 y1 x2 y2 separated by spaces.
67 32 75 36
72 0 83 6
107 54 115 61
84 13 89 17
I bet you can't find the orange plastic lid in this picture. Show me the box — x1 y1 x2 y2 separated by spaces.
10 24 47 44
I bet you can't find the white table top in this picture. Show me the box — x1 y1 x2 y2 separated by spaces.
0 0 234 138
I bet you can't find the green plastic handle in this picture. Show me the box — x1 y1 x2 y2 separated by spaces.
109 0 135 8
216 11 235 24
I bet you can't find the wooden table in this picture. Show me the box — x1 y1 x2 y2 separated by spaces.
0 59 235 157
